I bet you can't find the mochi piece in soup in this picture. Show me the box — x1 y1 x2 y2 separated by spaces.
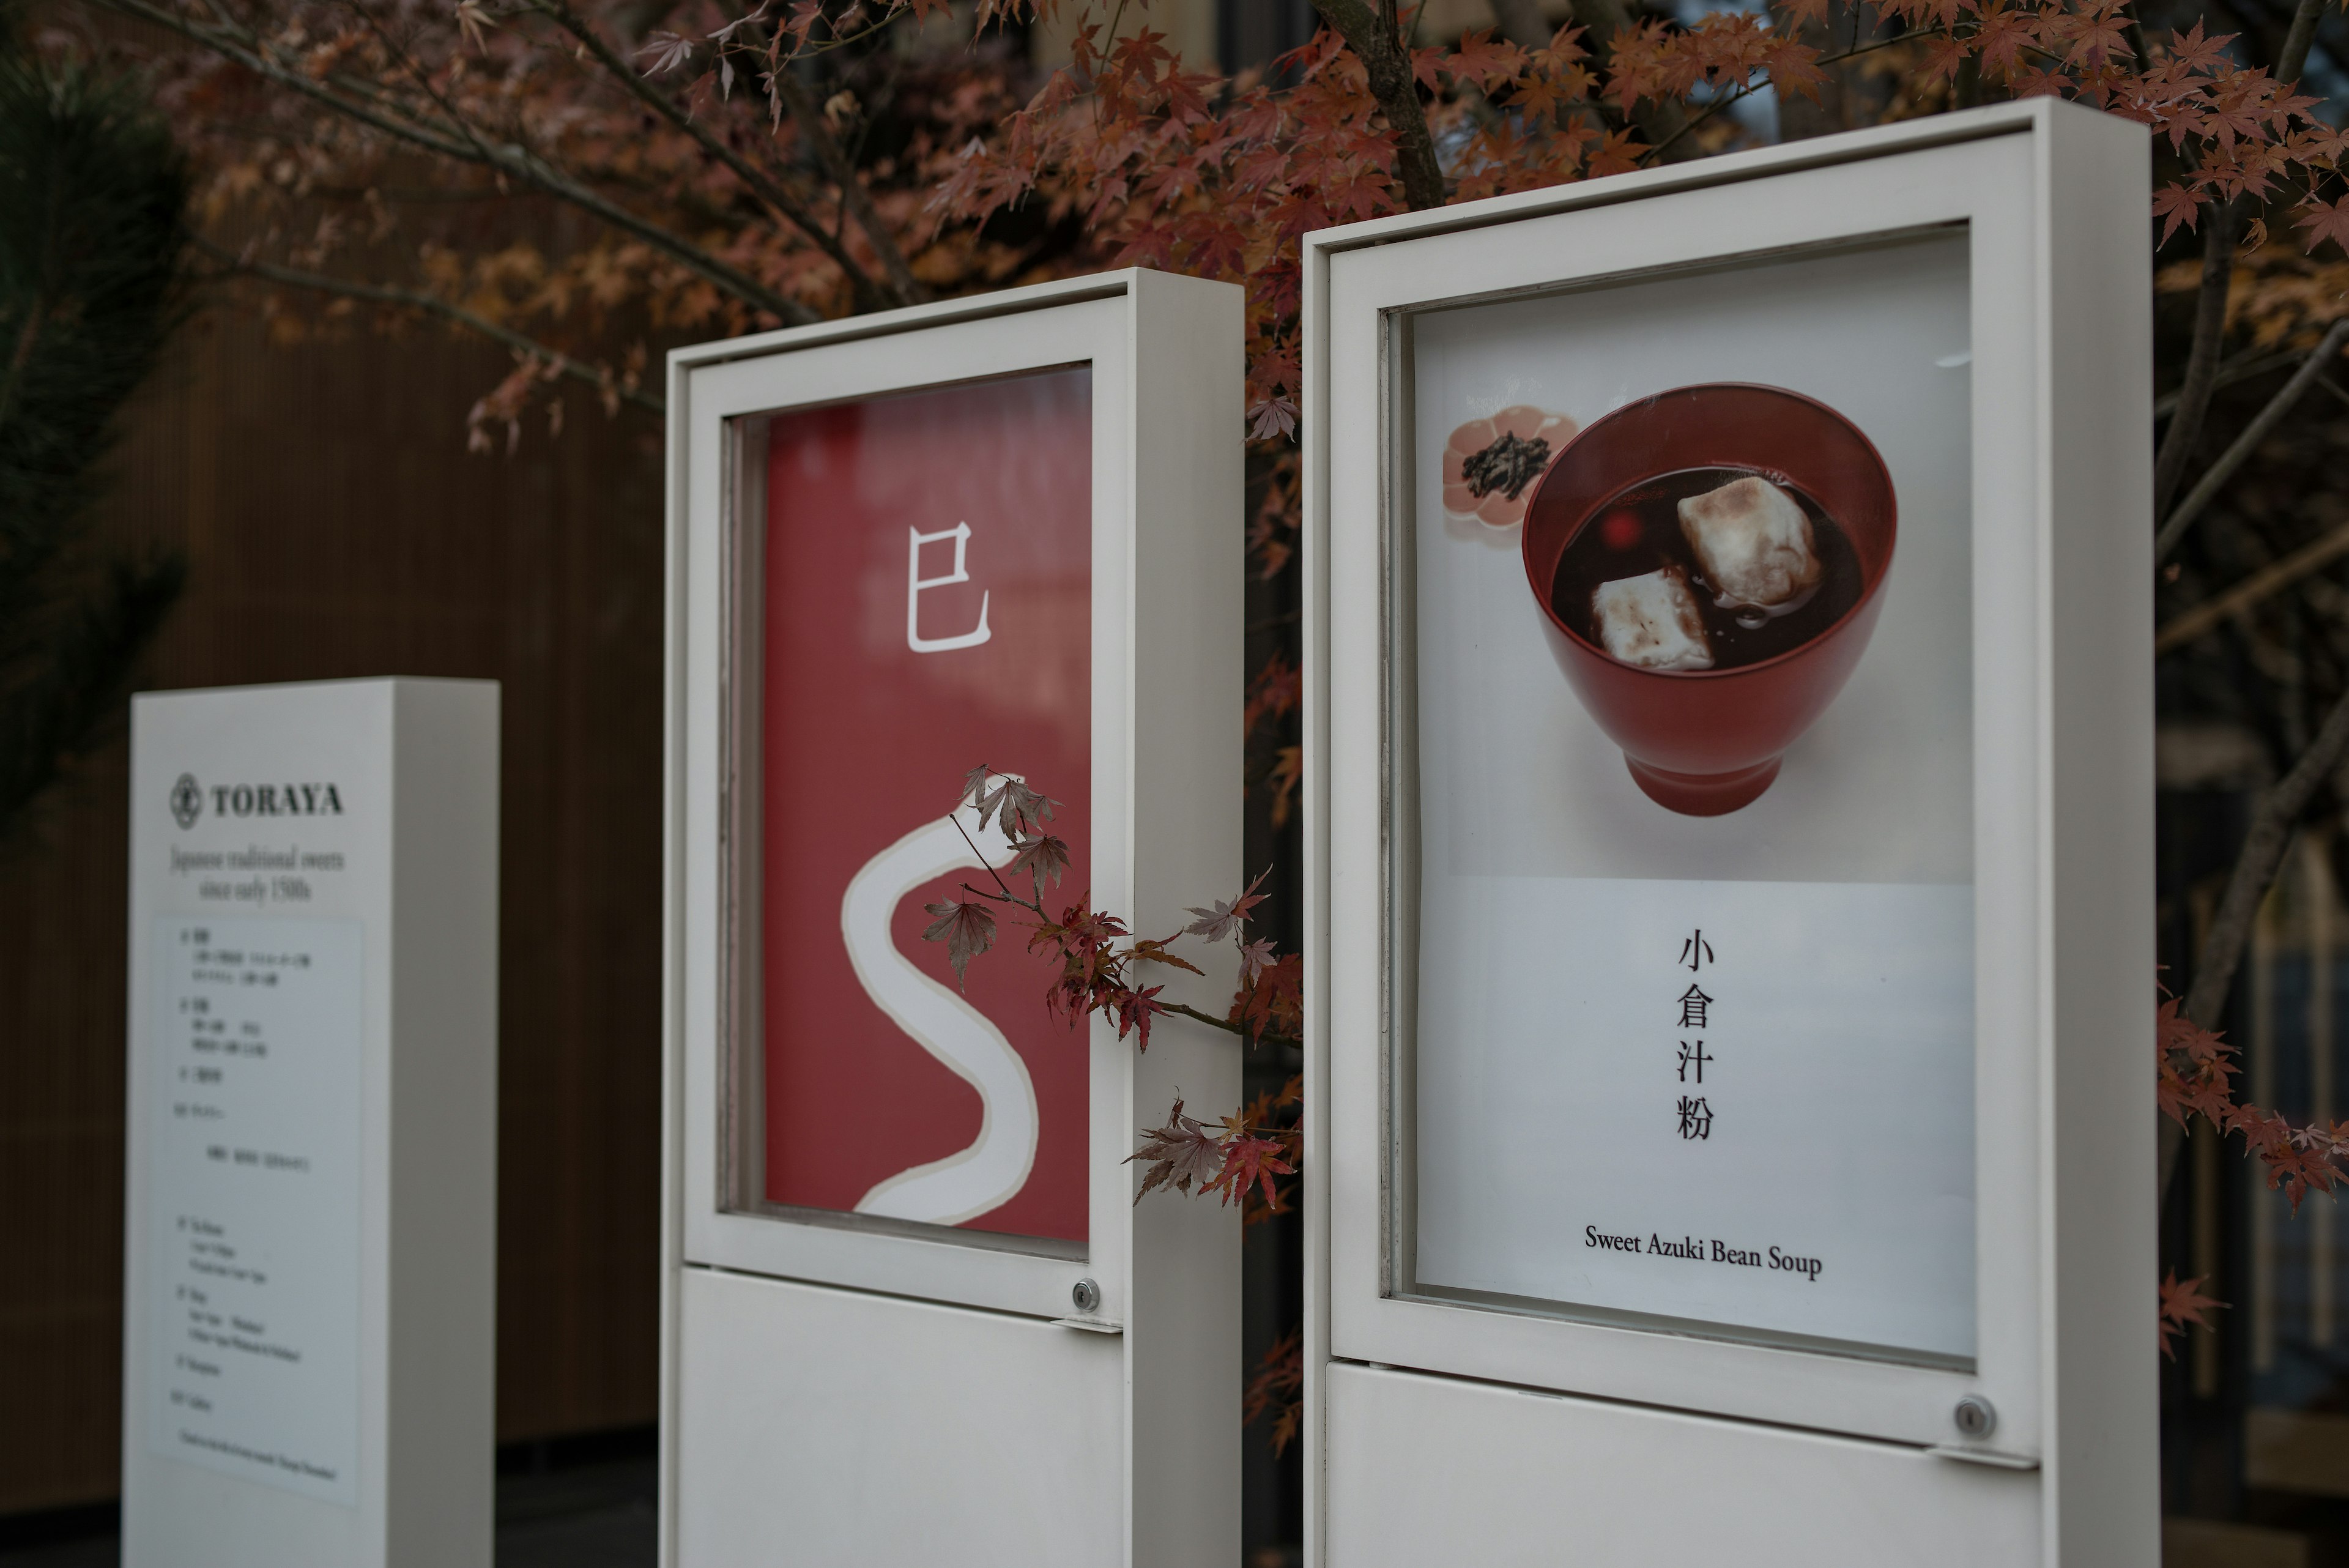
1676 475 1822 612
1591 566 1714 672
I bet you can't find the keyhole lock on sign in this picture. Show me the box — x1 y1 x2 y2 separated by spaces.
1071 1279 1102 1315
1952 1395 1997 1439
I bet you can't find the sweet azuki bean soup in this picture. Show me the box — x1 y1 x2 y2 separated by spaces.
1551 466 1865 674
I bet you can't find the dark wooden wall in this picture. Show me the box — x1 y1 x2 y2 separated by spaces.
0 306 667 1514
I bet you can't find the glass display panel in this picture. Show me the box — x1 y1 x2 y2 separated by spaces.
747 365 1093 1249
1398 233 1978 1365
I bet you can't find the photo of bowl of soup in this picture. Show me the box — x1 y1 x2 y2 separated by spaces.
1519 382 1898 816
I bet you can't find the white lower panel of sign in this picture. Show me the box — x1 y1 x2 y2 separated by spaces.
1414 875 1975 1362
147 915 364 1504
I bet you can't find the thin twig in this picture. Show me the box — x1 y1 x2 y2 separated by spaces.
2155 348 2301 420
525 0 897 311
765 64 926 308
2157 516 2349 655
1638 28 1921 166
2157 317 2349 562
948 814 1030 909
2154 198 2244 520
193 239 663 414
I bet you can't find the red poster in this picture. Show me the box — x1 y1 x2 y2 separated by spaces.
760 367 1092 1244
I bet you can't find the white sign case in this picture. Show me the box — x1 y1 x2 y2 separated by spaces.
1302 102 2153 1564
123 679 499 1568
662 269 1244 1567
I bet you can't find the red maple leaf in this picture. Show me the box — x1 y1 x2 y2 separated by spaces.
2158 1270 2224 1359
2165 20 2235 76
1765 35 1827 100
1211 1126 1297 1209
2298 196 2349 256
921 897 998 989
1444 28 1527 91
1185 866 1272 942
1587 127 1648 178
1266 746 1303 830
1969 7 2039 79
1244 652 1302 740
1248 396 1298 441
1243 1327 1305 1455
1916 31 1970 87
1228 951 1303 1042
1129 1098 1223 1200
2058 0 2135 72
1006 831 1071 890
1110 983 1169 1051
2151 182 2205 243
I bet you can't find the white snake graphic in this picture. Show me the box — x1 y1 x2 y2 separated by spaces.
843 784 1040 1225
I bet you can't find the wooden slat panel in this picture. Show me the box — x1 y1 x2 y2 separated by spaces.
0 308 665 1514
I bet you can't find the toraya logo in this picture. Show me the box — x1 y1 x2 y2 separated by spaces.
169 774 202 830
208 782 344 818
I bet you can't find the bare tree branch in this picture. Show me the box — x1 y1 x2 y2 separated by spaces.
2189 684 2349 1034
2277 0 2329 86
195 240 664 415
524 0 904 311
2156 347 2299 420
768 65 927 308
2154 203 2243 522
92 0 818 325
2156 316 2349 562
2158 517 2349 655
1307 0 1446 210
2161 680 2349 1195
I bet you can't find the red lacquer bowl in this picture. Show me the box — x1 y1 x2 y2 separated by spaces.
1520 383 1898 817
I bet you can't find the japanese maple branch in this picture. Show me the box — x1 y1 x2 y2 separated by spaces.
92 0 818 325
192 240 664 414
522 0 902 311
2152 0 2328 523
1545 0 1693 157
766 61 929 308
951 869 1294 1043
2156 316 2349 562
1638 28 1921 166
944 825 1301 1049
1304 0 1446 210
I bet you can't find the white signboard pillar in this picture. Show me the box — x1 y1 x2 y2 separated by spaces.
663 270 1243 1566
124 678 499 1568
1304 100 2154 1565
